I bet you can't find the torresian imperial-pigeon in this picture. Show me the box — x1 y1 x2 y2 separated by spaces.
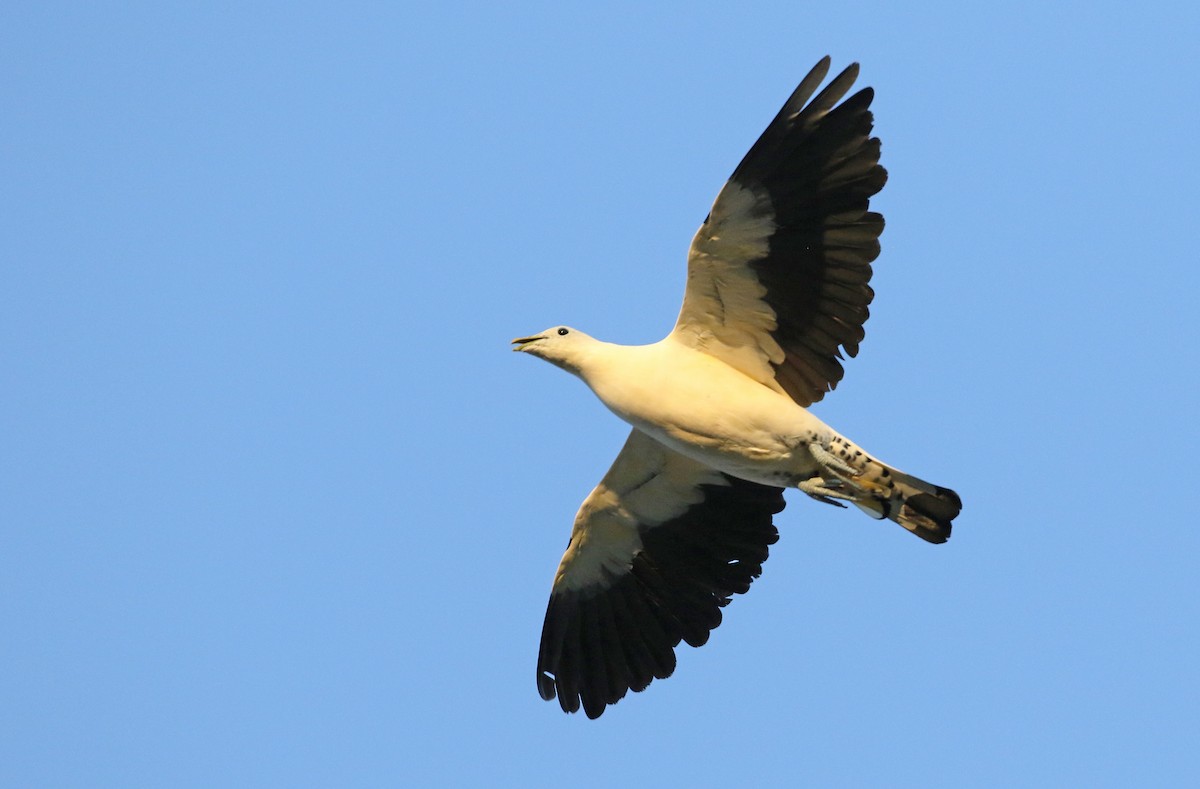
513 57 962 719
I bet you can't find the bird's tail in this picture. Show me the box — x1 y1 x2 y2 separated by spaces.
804 438 962 544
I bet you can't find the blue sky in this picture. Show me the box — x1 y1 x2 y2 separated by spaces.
3 2 1198 786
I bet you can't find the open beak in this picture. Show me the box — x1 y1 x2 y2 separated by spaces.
511 335 544 351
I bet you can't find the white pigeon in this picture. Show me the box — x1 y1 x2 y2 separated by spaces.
513 57 961 719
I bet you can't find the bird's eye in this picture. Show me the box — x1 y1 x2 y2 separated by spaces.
557 328 569 336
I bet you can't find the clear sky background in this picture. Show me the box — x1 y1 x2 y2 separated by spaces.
3 2 1198 786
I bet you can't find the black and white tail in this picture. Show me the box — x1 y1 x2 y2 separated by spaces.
813 437 962 543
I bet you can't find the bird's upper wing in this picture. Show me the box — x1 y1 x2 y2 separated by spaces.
537 429 784 718
671 57 887 407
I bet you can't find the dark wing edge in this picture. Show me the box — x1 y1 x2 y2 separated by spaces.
536 444 785 719
733 57 887 406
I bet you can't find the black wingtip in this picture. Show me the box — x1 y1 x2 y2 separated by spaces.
537 670 556 701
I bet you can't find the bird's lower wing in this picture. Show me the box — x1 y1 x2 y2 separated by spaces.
537 429 785 718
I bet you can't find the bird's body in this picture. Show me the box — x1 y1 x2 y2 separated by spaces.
514 57 962 718
573 335 833 486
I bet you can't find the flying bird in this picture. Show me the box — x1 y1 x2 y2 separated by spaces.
513 57 961 719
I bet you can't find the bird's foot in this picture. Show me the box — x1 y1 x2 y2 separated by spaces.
798 476 852 507
808 440 859 477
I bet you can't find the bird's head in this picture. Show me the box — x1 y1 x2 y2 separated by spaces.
511 326 595 375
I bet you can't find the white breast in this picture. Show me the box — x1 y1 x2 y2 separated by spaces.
578 338 830 479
